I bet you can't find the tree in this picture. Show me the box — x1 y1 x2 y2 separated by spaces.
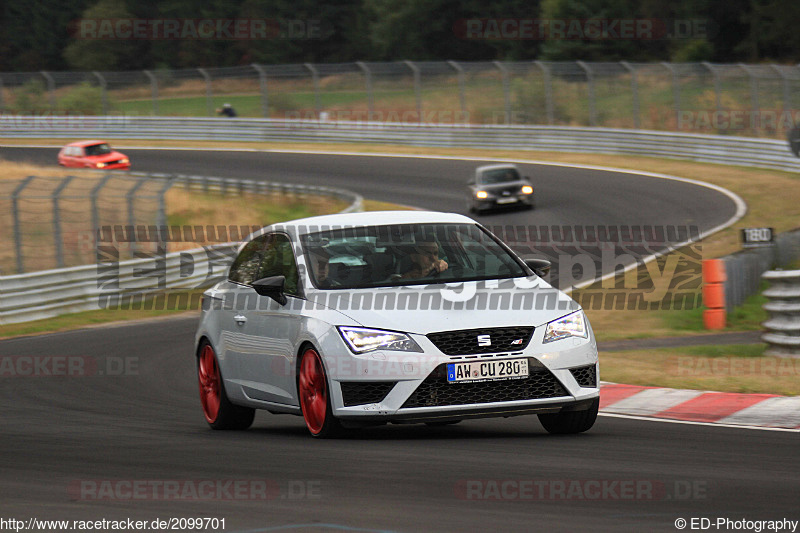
63 0 150 70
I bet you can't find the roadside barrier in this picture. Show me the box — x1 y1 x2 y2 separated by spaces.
1 118 799 172
762 269 800 357
702 259 727 330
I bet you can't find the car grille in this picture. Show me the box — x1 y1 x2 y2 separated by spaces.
570 364 597 388
497 186 521 196
427 327 534 355
401 359 567 408
340 381 396 407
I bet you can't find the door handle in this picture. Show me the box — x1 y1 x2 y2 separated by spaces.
234 314 247 325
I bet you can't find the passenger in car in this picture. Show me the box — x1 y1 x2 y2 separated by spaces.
308 248 340 288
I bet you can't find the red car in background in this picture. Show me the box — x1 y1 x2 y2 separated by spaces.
58 140 130 170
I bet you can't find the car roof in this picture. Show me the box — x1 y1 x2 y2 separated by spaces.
65 140 111 147
475 163 519 173
250 210 477 240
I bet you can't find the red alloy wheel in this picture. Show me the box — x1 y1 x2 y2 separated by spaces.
198 344 221 423
298 348 328 435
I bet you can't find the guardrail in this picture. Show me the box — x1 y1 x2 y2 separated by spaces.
0 173 363 325
762 269 800 357
722 229 800 312
1 117 799 172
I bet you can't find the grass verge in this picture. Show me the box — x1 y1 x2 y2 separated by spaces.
600 346 799 396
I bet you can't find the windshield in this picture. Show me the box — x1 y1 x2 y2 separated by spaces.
85 143 112 156
301 223 528 289
481 167 521 184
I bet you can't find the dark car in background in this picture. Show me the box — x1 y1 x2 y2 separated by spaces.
466 164 534 214
57 140 130 170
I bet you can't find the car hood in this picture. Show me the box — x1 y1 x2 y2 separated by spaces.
305 277 579 334
478 180 529 191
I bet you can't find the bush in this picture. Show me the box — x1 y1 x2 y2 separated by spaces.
58 82 107 115
12 79 48 114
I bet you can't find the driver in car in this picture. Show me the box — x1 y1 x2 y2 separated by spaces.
399 239 448 280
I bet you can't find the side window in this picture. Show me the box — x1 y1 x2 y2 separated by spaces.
228 235 268 285
259 234 301 296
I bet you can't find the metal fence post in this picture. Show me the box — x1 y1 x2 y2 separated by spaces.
156 175 175 253
534 61 554 125
198 68 213 117
738 63 759 131
577 61 596 127
304 63 320 118
447 61 466 122
661 62 681 129
52 176 75 269
126 178 148 256
703 61 722 118
769 64 791 123
12 176 35 274
40 71 56 112
493 61 511 124
143 70 159 116
251 63 269 118
356 61 374 120
91 173 114 246
621 61 640 129
404 60 422 123
92 71 108 115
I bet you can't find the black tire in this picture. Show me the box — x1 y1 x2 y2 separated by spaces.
197 341 255 430
538 398 599 434
298 347 344 438
788 126 800 157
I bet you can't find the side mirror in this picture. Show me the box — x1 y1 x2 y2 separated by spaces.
252 275 288 305
523 257 551 278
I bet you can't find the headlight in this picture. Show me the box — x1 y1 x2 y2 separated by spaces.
476 191 489 199
96 162 106 168
338 327 423 354
120 158 129 164
521 185 533 194
543 311 587 344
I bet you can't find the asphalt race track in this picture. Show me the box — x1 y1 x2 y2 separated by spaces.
1 146 797 532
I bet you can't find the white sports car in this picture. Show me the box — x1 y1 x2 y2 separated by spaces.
195 211 599 438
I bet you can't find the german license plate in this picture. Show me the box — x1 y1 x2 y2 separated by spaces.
496 197 518 204
447 358 529 383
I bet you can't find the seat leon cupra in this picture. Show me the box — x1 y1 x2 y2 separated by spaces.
195 211 599 437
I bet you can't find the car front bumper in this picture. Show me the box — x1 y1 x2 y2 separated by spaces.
325 331 598 423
